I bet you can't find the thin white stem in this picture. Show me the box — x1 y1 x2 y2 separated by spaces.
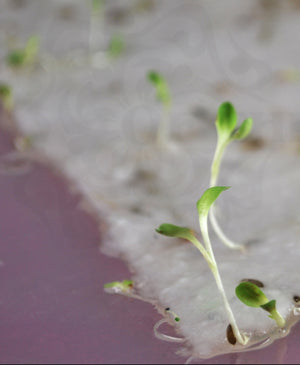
89 0 104 57
189 236 214 267
210 263 248 345
209 207 244 251
209 139 243 251
153 319 186 343
199 216 248 345
210 140 227 187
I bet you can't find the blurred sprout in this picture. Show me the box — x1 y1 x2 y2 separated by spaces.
0 83 13 111
92 0 104 15
147 70 172 146
6 35 39 69
104 280 134 294
107 34 125 59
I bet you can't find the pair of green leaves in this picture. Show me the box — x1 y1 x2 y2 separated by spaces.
216 102 252 143
147 71 171 109
236 282 285 327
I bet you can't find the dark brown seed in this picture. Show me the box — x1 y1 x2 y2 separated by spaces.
293 296 300 303
226 324 237 345
240 278 264 288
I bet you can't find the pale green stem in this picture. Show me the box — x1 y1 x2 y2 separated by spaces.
209 208 244 251
156 105 171 147
89 0 103 55
270 310 286 328
211 263 249 345
210 139 227 188
209 139 243 251
188 235 214 267
199 216 248 345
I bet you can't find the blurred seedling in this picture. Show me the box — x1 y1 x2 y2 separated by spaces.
236 282 285 328
0 83 13 111
91 0 104 15
89 0 104 54
6 35 39 69
209 102 253 250
156 186 249 346
89 1 126 67
147 70 172 146
104 280 134 294
107 34 125 60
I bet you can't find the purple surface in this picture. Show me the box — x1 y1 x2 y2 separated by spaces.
0 114 299 364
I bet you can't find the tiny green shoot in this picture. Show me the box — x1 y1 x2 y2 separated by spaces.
236 282 286 328
0 83 13 111
89 0 104 55
147 70 172 146
156 186 249 346
165 307 180 322
209 102 253 250
107 34 125 59
104 279 134 293
6 35 39 69
92 0 104 15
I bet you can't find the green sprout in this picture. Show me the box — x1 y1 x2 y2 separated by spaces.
147 70 172 146
104 279 134 294
0 83 13 111
6 35 39 69
209 102 253 250
165 307 180 322
236 282 285 328
107 34 125 59
156 186 249 346
91 0 104 15
89 0 104 54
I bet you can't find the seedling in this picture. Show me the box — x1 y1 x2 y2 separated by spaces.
156 186 249 346
104 279 134 294
147 70 172 146
0 83 13 111
107 34 125 59
236 282 285 328
209 102 253 250
6 35 39 69
92 0 104 15
165 307 180 322
89 0 104 54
